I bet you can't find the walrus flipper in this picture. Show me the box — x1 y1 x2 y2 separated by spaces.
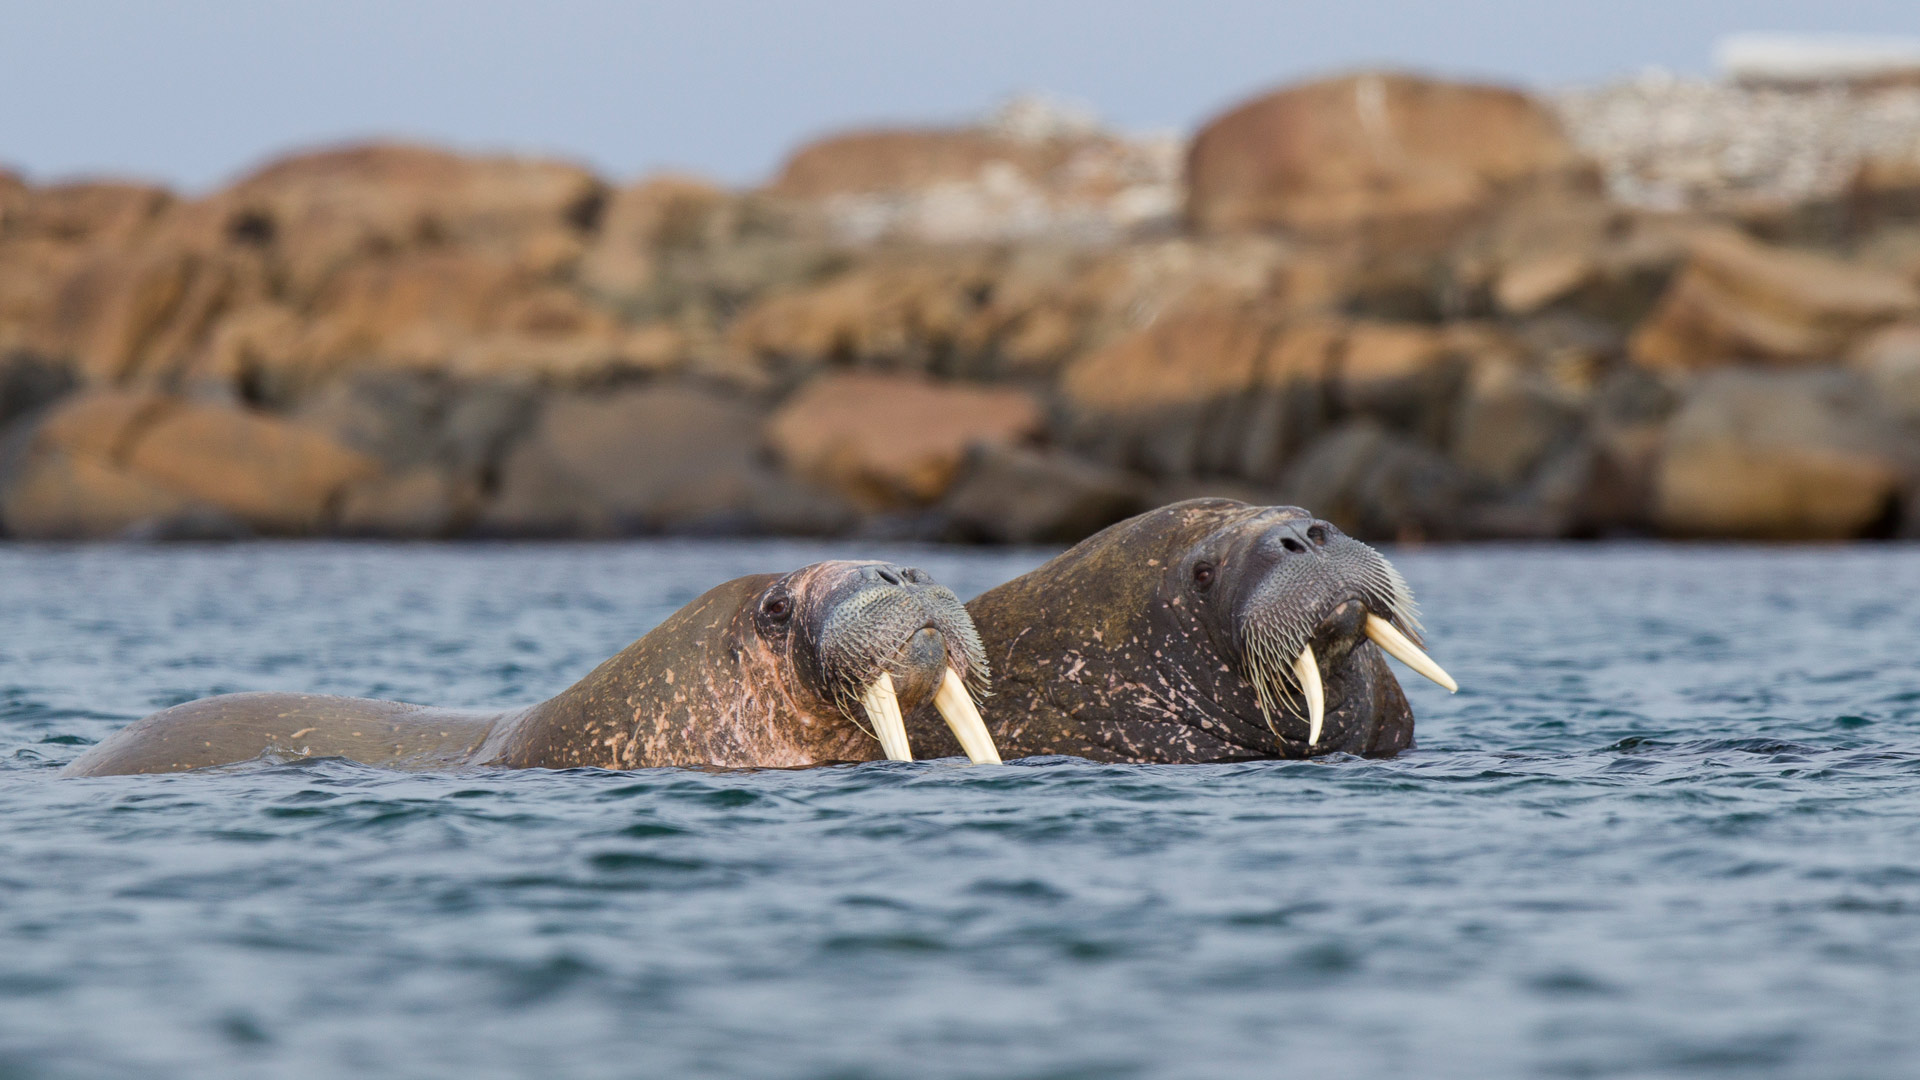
60 692 501 777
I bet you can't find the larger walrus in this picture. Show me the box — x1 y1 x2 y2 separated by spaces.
907 500 1457 762
63 560 1001 776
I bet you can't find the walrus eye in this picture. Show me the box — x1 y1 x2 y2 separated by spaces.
1191 562 1216 592
762 594 792 621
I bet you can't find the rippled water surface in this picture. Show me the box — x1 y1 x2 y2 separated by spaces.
4 540 1920 1079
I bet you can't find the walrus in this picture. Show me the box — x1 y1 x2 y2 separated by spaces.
906 499 1457 762
62 560 1001 777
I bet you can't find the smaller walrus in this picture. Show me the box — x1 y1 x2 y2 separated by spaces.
907 500 1456 762
63 560 1000 777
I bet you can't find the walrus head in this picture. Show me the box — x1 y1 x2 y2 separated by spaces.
1178 506 1456 751
757 560 999 763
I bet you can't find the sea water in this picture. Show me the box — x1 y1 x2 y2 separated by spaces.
2 540 1918 1079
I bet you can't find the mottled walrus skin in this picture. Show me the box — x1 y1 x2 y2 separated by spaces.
908 500 1431 762
63 561 987 777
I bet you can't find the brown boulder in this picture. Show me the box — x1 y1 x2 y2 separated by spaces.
1630 230 1920 370
765 372 1043 508
123 401 381 532
1 448 198 539
0 391 374 538
1186 72 1581 238
1059 303 1329 479
1 391 180 537
1654 371 1905 539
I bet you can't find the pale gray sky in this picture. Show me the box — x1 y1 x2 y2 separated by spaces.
1 0 1915 190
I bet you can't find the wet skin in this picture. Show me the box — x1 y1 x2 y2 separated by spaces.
908 500 1430 763
63 560 987 776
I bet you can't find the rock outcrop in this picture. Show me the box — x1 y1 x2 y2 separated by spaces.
6 67 1920 544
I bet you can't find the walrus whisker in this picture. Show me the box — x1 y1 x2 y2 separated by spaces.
1363 615 1458 693
860 673 913 762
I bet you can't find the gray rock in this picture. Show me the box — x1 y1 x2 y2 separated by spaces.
297 371 538 480
480 383 853 536
1279 421 1476 541
0 352 77 433
938 444 1149 544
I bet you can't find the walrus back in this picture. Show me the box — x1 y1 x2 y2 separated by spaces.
60 692 502 777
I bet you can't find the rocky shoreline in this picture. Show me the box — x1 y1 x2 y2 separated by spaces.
5 70 1920 543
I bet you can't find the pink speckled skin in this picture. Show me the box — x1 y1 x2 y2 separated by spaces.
64 561 984 776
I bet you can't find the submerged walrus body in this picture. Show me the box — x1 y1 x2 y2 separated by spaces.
908 500 1458 763
64 561 1000 777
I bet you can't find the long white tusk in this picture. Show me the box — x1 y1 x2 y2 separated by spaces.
1293 643 1324 747
861 672 913 761
1364 614 1458 693
933 667 1002 765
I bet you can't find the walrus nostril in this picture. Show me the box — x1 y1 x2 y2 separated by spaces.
1282 538 1306 554
1307 525 1327 545
876 567 903 586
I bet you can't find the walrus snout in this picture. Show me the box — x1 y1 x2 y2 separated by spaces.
1224 516 1455 747
803 561 1000 765
888 626 949 713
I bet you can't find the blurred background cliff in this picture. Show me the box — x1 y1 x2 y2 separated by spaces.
5 1 1920 543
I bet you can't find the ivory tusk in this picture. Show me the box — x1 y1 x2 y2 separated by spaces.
1293 643 1324 747
861 672 913 761
1364 614 1458 693
933 667 1002 765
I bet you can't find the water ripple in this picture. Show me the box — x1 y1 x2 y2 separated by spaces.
3 541 1920 1077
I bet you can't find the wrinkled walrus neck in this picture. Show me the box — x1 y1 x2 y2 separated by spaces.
905 499 1416 763
480 575 871 770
